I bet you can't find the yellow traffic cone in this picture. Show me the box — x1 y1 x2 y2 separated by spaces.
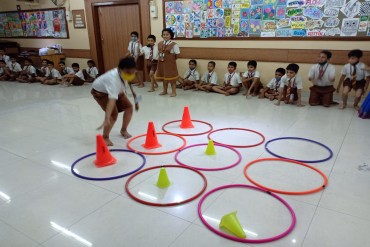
205 139 216 155
156 167 171 188
219 211 246 239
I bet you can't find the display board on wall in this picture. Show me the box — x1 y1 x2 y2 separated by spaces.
0 8 69 38
163 0 370 39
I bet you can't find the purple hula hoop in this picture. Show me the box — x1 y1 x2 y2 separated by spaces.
175 143 242 171
198 184 296 244
264 137 333 163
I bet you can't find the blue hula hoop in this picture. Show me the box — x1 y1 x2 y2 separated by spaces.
264 137 333 163
71 149 146 181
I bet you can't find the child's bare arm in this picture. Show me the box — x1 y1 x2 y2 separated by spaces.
275 88 283 105
296 89 304 107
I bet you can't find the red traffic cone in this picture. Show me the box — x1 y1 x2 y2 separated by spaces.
180 106 194 129
94 134 117 167
142 122 162 149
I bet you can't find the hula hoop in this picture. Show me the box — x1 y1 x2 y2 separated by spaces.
198 184 296 243
71 149 146 181
125 165 207 206
162 120 213 136
243 158 328 195
264 137 333 163
127 132 187 155
174 143 242 171
207 128 265 148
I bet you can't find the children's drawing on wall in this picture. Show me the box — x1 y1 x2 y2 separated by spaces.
163 0 370 38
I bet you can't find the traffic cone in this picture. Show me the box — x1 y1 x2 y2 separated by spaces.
205 139 216 155
156 167 171 188
180 106 194 128
94 134 117 167
142 122 162 149
219 211 246 239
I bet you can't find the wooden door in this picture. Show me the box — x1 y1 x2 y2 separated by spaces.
98 4 141 71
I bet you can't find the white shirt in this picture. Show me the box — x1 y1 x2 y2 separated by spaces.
86 67 99 78
128 41 143 58
75 70 85 80
39 66 50 76
183 69 200 81
46 68 62 79
161 40 180 54
308 63 335 87
201 71 218 85
279 74 303 90
22 65 36 78
242 70 260 78
61 66 74 75
223 72 242 86
341 62 369 81
9 62 22 72
141 45 159 60
266 77 281 90
92 69 126 100
0 55 10 66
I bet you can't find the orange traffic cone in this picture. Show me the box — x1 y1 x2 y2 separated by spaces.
94 134 117 167
180 106 194 129
142 122 162 149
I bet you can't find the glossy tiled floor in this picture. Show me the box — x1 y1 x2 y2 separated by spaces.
0 81 369 247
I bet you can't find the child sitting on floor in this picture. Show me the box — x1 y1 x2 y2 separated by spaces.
83 59 99 82
212 61 241 96
259 67 285 100
242 60 263 97
16 58 36 83
177 59 200 90
196 61 218 92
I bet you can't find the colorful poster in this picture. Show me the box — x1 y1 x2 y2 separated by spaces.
262 20 276 30
358 16 369 31
276 6 286 19
250 5 263 19
263 5 276 20
240 8 250 19
249 19 261 33
276 28 290 36
341 18 359 36
341 0 361 18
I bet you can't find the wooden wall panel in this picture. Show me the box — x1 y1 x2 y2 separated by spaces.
21 47 90 58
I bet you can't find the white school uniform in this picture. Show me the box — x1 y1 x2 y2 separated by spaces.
46 68 62 79
141 45 159 60
183 69 200 82
0 55 10 66
308 63 336 86
223 72 242 86
92 69 127 99
341 62 369 81
242 70 260 79
128 41 143 59
39 66 50 76
61 67 74 75
75 70 85 80
160 40 180 54
266 78 281 90
22 65 36 78
86 67 99 78
0 67 4 75
279 74 303 90
9 62 22 72
201 71 218 85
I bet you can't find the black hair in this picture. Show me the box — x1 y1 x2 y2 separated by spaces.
118 56 136 69
87 60 96 66
58 61 65 65
0 48 4 52
24 58 33 64
286 63 299 73
348 49 363 59
72 63 80 68
276 68 286 75
320 50 332 59
0 59 5 64
147 34 156 42
228 61 237 68
247 60 257 68
189 59 197 65
162 28 175 39
208 61 216 67
47 61 54 66
41 59 49 63
10 56 17 60
131 31 139 38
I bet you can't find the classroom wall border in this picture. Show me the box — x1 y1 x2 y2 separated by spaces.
178 47 370 65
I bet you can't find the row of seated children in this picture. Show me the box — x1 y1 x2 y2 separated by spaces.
0 51 99 86
174 49 369 109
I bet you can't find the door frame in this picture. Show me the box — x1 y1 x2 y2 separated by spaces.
84 0 151 72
